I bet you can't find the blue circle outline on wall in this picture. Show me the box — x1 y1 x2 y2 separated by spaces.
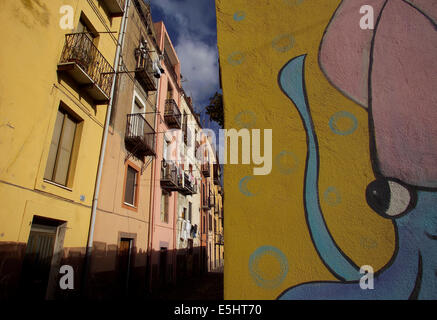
275 151 299 175
227 51 245 66
272 34 295 53
360 237 378 249
234 110 257 129
249 246 289 289
329 111 358 136
233 11 246 21
239 176 258 197
323 186 342 206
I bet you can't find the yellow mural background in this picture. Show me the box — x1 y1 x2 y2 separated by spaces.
216 0 395 300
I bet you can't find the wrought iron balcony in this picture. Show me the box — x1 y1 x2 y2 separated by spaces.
57 33 114 104
135 49 158 92
201 163 210 177
125 114 155 158
219 208 224 219
215 234 224 246
99 0 124 17
202 193 210 210
179 172 197 196
164 99 182 129
183 115 188 145
209 191 215 209
213 164 220 185
163 51 179 85
161 160 180 191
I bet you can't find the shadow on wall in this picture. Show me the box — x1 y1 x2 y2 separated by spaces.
0 242 209 300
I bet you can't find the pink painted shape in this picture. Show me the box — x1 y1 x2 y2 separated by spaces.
319 0 386 108
371 0 437 188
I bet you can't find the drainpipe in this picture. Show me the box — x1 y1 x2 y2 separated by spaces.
147 26 165 293
82 0 131 295
146 64 161 293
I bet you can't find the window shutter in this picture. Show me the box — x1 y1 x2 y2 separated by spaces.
53 115 76 185
44 110 64 181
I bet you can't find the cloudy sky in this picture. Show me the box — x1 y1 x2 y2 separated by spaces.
149 0 221 131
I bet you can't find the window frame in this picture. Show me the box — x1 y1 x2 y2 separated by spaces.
160 191 169 223
122 161 141 211
43 104 81 188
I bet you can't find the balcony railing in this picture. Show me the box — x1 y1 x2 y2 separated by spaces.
125 113 155 158
201 163 210 177
209 191 215 208
216 234 224 246
202 192 210 210
99 0 125 16
183 114 188 145
178 172 197 196
161 160 180 191
58 33 114 104
213 164 220 185
135 49 158 92
164 99 182 129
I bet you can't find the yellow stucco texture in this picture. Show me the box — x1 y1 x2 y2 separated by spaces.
216 0 395 299
0 0 120 248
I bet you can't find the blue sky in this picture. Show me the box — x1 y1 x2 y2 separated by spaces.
149 0 221 132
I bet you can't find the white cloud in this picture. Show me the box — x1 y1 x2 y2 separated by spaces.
176 34 219 107
151 0 216 41
150 0 219 108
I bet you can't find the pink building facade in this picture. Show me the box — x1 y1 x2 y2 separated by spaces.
148 21 182 289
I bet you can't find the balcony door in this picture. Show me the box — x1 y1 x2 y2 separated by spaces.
118 238 133 296
74 17 97 73
131 98 145 138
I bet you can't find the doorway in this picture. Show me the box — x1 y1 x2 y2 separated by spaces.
159 247 167 287
118 238 133 296
21 216 66 299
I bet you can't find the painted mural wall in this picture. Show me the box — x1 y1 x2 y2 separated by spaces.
216 0 437 299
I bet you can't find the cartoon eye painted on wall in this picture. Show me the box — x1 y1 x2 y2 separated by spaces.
365 179 417 219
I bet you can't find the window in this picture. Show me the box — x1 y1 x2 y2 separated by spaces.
203 215 206 234
183 111 188 145
182 207 186 220
188 202 192 222
167 82 173 99
76 16 98 43
163 139 169 160
209 214 212 231
161 192 169 223
124 165 138 207
44 106 79 186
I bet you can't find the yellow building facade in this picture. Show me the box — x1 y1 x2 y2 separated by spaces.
0 0 122 299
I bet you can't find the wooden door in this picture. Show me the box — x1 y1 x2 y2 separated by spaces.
118 238 132 296
21 224 57 299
